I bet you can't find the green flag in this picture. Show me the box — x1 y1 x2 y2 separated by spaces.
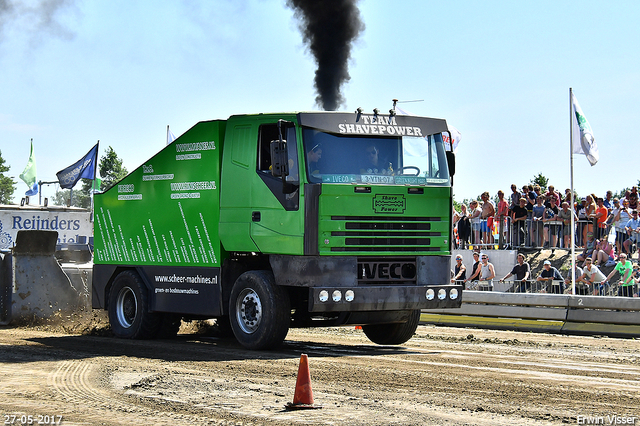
93 177 102 193
19 140 38 196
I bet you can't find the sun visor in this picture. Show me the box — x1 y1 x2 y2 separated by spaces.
297 112 449 138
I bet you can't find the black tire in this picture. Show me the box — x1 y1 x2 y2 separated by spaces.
229 270 290 350
155 314 182 339
362 309 421 345
108 270 160 339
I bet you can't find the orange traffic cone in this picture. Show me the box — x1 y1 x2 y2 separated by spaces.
285 354 322 410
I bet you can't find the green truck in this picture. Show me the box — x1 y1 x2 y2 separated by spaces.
92 111 462 349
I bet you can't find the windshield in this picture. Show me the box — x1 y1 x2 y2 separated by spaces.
302 129 450 186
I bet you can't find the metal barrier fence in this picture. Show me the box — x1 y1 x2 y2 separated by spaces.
453 278 638 297
455 214 607 251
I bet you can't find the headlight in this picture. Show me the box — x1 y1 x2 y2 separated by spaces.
319 290 329 302
345 290 355 302
332 290 342 302
438 289 447 300
426 289 435 300
450 288 459 300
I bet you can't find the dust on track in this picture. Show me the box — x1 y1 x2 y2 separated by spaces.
1 315 639 425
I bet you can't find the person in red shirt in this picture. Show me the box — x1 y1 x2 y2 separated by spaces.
495 190 510 247
544 185 561 207
592 197 609 240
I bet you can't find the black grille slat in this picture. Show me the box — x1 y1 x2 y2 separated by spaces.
345 238 430 246
332 231 439 237
328 215 444 253
332 216 440 222
345 222 431 230
332 247 439 252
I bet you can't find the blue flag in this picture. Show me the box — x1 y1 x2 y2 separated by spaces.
25 182 39 197
56 143 99 189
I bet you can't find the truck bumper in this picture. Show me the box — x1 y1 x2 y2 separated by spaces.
308 284 462 313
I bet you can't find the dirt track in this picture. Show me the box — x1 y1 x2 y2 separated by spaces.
1 315 639 426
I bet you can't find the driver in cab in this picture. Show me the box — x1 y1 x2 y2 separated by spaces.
307 144 322 176
361 144 393 175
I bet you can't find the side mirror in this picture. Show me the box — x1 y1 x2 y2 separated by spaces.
446 151 456 177
270 139 289 177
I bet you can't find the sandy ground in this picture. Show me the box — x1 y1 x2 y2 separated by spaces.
1 312 639 426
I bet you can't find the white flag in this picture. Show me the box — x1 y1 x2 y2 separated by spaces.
167 125 176 145
571 92 598 166
394 105 461 151
441 126 462 152
394 105 413 116
448 125 461 152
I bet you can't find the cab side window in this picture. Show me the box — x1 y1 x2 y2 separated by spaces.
256 123 298 182
256 123 299 211
257 124 278 172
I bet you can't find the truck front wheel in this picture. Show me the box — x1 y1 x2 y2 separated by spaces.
108 270 160 339
362 309 421 345
229 271 290 350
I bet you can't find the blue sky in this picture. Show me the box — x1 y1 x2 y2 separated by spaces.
1 0 639 204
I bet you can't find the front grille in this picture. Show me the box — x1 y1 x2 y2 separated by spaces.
329 215 443 253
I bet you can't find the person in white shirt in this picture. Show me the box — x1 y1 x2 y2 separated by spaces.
611 198 629 254
576 257 607 295
623 210 640 254
468 200 482 246
477 253 495 291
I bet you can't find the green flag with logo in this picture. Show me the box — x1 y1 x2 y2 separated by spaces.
19 140 38 196
571 92 598 166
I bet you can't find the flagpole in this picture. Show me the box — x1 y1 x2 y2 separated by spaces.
93 141 99 182
91 141 99 221
570 88 576 295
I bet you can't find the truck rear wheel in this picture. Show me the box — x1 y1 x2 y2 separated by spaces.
362 309 421 345
229 270 290 350
108 270 160 339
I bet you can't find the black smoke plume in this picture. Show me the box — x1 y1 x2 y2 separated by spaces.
0 0 75 43
287 0 364 111
0 0 14 35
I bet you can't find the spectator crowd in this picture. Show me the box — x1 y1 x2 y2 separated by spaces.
452 184 640 297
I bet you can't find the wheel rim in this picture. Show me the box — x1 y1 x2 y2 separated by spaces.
116 286 137 329
235 288 262 334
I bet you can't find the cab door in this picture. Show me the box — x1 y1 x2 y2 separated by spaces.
219 116 305 255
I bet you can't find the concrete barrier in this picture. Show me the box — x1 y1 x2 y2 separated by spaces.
422 290 640 337
0 253 11 325
2 230 91 324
